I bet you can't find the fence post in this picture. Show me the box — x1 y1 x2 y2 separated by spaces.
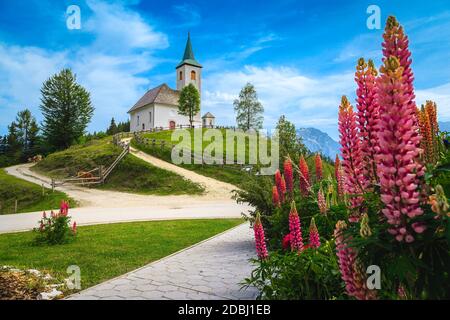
14 199 18 214
51 179 55 192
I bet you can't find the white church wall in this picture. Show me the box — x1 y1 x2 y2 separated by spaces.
130 104 154 133
153 103 201 128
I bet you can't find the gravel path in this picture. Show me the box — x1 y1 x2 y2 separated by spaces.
69 223 258 300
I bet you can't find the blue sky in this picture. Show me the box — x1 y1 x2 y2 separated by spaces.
0 0 449 140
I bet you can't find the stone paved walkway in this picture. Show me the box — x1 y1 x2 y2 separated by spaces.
69 223 259 300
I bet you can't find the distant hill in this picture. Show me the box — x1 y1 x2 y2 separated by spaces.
297 128 340 160
439 121 450 132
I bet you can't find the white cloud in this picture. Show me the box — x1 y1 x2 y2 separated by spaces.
0 0 168 134
203 66 354 140
416 83 450 122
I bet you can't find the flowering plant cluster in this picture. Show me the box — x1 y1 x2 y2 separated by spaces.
241 16 449 300
33 201 77 245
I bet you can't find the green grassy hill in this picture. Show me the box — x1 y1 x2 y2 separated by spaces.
0 169 75 215
33 137 204 196
133 129 334 187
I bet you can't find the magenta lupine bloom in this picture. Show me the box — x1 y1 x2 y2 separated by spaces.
334 221 376 300
72 222 77 235
253 213 268 260
272 186 281 208
284 159 294 196
376 56 424 241
382 16 415 109
308 218 321 248
289 201 304 252
275 170 286 203
318 188 327 215
338 96 365 222
355 58 379 185
60 200 69 217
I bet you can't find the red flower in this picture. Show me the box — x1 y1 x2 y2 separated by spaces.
282 234 291 250
284 159 294 196
299 155 311 196
275 170 286 202
315 154 323 181
272 186 281 208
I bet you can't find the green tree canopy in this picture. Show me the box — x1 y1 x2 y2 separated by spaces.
233 83 264 131
15 109 39 153
275 115 307 163
106 117 118 135
178 83 200 128
40 68 94 150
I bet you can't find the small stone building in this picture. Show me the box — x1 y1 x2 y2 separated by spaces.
202 112 215 128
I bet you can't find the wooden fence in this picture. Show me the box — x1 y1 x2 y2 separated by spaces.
51 137 130 189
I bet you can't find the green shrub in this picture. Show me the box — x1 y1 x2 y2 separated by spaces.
245 242 345 300
33 202 76 245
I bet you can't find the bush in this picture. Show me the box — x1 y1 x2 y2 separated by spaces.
33 201 76 245
245 242 345 300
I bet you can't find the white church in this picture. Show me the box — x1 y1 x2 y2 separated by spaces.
128 34 215 132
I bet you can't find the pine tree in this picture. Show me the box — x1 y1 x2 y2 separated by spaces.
107 117 118 135
234 83 264 131
178 83 200 128
40 69 94 150
15 109 39 153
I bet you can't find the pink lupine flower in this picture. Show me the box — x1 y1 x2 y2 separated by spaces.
411 222 426 234
355 58 379 185
382 16 415 111
272 186 281 208
299 156 311 197
318 188 327 215
334 155 341 182
334 221 377 300
284 159 294 196
42 211 47 219
60 200 69 217
376 56 424 241
289 201 304 252
315 154 323 181
274 170 286 203
338 96 366 221
253 213 268 260
72 222 77 235
308 217 321 248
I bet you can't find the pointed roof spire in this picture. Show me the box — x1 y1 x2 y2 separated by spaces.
177 32 202 69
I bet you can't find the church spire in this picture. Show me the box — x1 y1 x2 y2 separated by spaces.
177 32 202 68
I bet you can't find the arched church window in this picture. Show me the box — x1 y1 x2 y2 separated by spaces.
191 71 196 80
179 71 183 80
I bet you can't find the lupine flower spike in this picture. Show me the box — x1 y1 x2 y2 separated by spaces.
284 158 294 196
355 58 379 185
289 201 304 252
376 56 425 242
272 186 281 208
308 217 321 248
253 213 268 260
318 187 327 215
315 154 323 181
275 170 286 203
72 222 77 235
338 96 366 221
299 155 311 196
334 221 376 300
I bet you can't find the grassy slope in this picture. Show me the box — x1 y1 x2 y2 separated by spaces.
0 169 76 215
33 137 204 195
0 219 243 289
135 129 335 187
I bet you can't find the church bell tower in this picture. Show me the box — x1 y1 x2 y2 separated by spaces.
176 33 202 96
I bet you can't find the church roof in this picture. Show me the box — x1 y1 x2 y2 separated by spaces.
176 33 202 69
128 84 179 113
202 112 215 118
